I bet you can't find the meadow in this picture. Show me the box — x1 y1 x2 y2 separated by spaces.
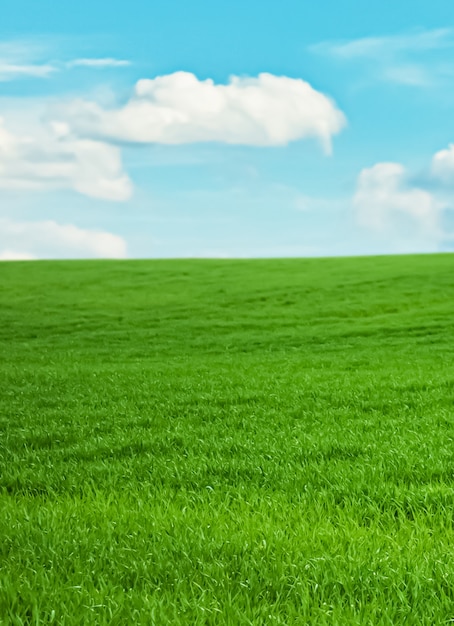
1 254 454 625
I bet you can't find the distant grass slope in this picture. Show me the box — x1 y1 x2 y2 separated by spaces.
1 255 454 625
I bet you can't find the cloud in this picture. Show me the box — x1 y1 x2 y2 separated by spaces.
0 57 131 81
0 62 56 81
311 28 453 60
0 40 51 61
0 117 132 201
432 144 454 185
354 146 454 252
381 64 431 87
0 39 58 81
0 249 36 261
58 71 346 152
311 28 454 88
353 162 443 248
0 39 131 81
67 58 131 69
0 218 127 260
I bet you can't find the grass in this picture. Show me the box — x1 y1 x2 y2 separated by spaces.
1 254 454 624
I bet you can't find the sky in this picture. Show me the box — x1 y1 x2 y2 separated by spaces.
1 0 454 260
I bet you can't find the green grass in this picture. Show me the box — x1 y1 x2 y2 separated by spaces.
2 254 454 624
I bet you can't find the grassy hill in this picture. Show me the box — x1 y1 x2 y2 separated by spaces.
2 255 454 624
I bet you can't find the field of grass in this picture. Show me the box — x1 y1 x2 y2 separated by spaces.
1 254 454 624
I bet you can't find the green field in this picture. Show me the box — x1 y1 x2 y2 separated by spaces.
2 255 454 624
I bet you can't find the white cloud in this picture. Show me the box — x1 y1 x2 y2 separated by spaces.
353 148 454 252
354 162 443 247
432 144 454 185
0 249 36 261
0 218 127 260
67 58 131 69
59 71 346 152
0 117 132 201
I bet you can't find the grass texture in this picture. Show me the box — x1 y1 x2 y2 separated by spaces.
1 254 454 624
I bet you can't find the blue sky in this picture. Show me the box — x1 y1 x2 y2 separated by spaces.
1 0 454 259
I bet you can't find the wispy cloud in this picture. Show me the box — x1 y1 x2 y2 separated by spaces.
0 39 51 62
0 39 57 81
310 28 454 88
311 28 453 60
0 62 56 81
381 64 430 87
67 58 131 69
0 39 132 81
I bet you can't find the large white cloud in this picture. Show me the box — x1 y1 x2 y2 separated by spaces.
0 218 127 260
59 71 346 152
354 162 442 239
0 117 132 201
